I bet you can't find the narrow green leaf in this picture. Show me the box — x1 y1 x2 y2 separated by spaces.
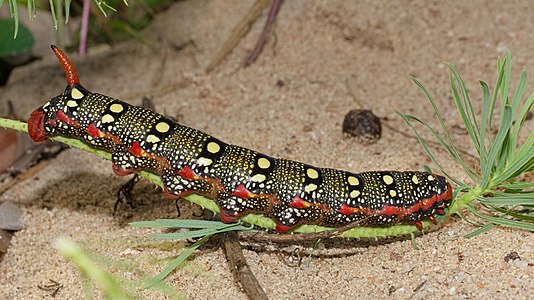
130 219 228 228
467 205 534 231
397 112 471 185
27 0 36 20
149 224 251 240
143 235 212 288
481 105 512 188
508 70 527 153
446 72 480 154
489 55 507 131
464 223 495 238
478 80 490 183
65 0 71 23
131 219 239 229
49 0 58 29
447 64 481 145
8 0 19 38
499 181 534 190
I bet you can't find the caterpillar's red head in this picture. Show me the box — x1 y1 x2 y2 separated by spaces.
28 46 85 142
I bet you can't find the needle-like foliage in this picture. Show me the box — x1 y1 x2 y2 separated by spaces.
398 51 534 236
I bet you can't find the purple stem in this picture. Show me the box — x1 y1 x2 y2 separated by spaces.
244 0 283 67
78 0 91 56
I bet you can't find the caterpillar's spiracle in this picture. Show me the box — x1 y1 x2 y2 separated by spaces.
28 46 452 233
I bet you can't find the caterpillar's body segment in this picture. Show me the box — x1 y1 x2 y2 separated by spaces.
28 47 452 233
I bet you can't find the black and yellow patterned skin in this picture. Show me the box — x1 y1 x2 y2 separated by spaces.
28 47 453 233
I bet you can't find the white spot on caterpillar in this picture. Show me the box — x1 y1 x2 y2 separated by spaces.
389 189 397 197
197 157 213 166
307 168 319 179
305 183 318 193
71 88 84 99
257 157 271 169
146 134 160 143
412 175 420 185
102 114 115 123
155 122 170 133
109 103 124 113
207 142 220 154
66 100 78 107
383 174 394 185
347 176 359 186
251 174 266 182
428 175 435 181
350 190 360 198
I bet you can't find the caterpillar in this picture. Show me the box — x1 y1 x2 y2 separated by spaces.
28 46 452 233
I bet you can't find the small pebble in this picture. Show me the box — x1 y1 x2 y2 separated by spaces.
342 109 381 144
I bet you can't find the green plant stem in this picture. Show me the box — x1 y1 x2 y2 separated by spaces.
448 187 484 215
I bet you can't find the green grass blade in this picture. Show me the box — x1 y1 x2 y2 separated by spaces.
149 224 251 240
143 235 212 289
27 0 36 20
55 238 133 300
49 0 58 29
65 0 71 23
8 0 18 38
131 219 241 229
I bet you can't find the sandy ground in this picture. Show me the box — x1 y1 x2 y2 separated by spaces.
1 0 533 299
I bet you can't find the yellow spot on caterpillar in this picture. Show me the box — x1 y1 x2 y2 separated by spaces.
412 175 420 184
207 142 220 154
389 190 397 197
257 157 271 169
427 175 435 181
305 183 318 193
155 122 170 133
66 100 78 107
383 175 394 185
102 114 115 123
251 174 266 182
110 103 124 113
146 134 160 143
347 176 359 186
307 168 319 179
197 157 213 166
350 190 360 198
71 88 84 99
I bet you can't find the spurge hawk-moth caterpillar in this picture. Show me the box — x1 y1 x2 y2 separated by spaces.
28 46 452 233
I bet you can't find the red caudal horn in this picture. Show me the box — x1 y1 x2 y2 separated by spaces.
51 45 80 86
